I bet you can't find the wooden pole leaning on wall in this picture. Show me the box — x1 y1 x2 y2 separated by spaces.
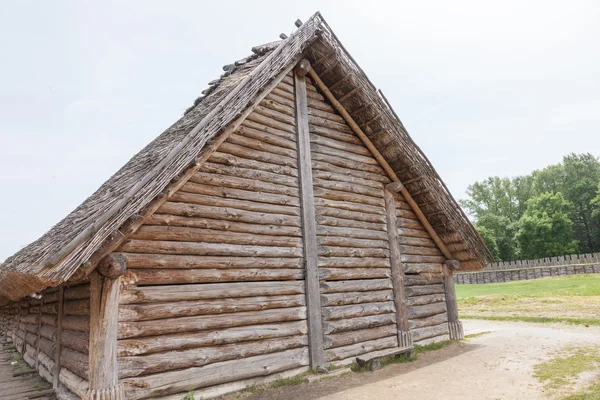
84 254 127 400
443 260 464 340
384 186 412 348
306 70 455 262
295 58 326 369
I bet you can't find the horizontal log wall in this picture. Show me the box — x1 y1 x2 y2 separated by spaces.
391 192 449 344
456 263 600 284
0 281 90 398
117 76 310 399
306 76 400 362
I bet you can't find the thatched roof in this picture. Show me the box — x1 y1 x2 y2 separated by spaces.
0 12 492 302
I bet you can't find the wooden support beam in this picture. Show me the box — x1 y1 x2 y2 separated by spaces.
295 59 325 368
383 189 412 348
307 69 455 261
85 272 125 399
442 263 463 340
52 287 64 388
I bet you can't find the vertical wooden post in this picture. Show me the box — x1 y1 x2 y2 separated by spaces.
35 295 43 369
53 286 64 388
384 187 412 348
443 261 464 340
294 59 325 368
85 254 127 399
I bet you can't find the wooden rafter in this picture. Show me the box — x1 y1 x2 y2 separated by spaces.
307 69 455 261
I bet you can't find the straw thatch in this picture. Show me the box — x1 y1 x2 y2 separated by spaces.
0 12 491 302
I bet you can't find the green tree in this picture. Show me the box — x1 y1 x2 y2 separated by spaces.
475 225 500 260
460 175 533 261
515 192 578 259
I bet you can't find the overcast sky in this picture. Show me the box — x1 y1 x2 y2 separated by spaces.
1 0 599 261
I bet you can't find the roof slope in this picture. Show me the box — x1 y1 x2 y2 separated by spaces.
0 13 491 302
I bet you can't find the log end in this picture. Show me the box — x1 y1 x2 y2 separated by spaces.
445 260 461 270
97 254 127 279
295 59 312 77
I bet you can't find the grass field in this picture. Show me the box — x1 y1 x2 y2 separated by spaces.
456 274 600 325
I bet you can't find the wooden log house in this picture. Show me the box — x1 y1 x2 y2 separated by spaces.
0 13 492 400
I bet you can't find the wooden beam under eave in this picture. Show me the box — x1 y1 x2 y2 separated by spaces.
307 69 455 261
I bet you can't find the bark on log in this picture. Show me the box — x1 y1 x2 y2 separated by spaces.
210 150 298 177
405 284 444 297
406 294 446 307
403 263 443 274
170 191 300 216
319 268 391 281
316 225 388 241
181 180 300 207
411 323 450 342
408 313 448 330
320 289 394 307
404 275 444 286
120 240 303 258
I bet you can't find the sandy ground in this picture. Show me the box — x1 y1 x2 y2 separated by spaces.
243 320 600 400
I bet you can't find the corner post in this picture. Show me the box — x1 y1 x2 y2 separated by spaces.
443 260 464 340
85 254 127 399
384 185 412 348
52 286 64 388
294 59 326 368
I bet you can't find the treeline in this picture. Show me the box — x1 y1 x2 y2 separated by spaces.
460 153 600 261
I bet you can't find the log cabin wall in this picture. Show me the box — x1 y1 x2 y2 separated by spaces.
116 73 311 399
304 76 401 362
391 192 450 344
0 281 91 398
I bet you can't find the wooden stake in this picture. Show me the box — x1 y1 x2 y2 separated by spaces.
442 263 463 340
295 59 325 368
307 70 455 261
384 189 412 348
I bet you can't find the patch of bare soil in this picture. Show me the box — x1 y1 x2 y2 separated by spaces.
230 320 600 400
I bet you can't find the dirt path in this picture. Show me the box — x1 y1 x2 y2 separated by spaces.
241 320 600 400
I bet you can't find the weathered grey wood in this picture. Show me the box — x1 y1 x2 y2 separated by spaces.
131 268 304 285
406 294 446 307
117 321 308 356
407 302 447 320
319 279 392 294
323 314 396 334
319 267 391 281
119 294 305 322
403 262 443 274
443 263 463 340
323 301 395 321
316 225 388 241
121 253 303 270
120 281 305 304
404 274 444 286
118 336 307 378
399 245 443 256
402 254 446 263
87 271 123 398
122 347 309 399
62 315 89 333
148 213 301 237
97 254 127 279
295 61 325 369
61 329 89 354
118 306 307 339
314 197 386 216
405 284 444 297
325 336 397 362
411 322 450 342
408 312 448 330
320 289 393 306
52 286 64 388
120 240 303 258
59 367 89 398
317 245 389 258
384 189 410 342
323 325 396 349
210 149 298 177
130 225 302 248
